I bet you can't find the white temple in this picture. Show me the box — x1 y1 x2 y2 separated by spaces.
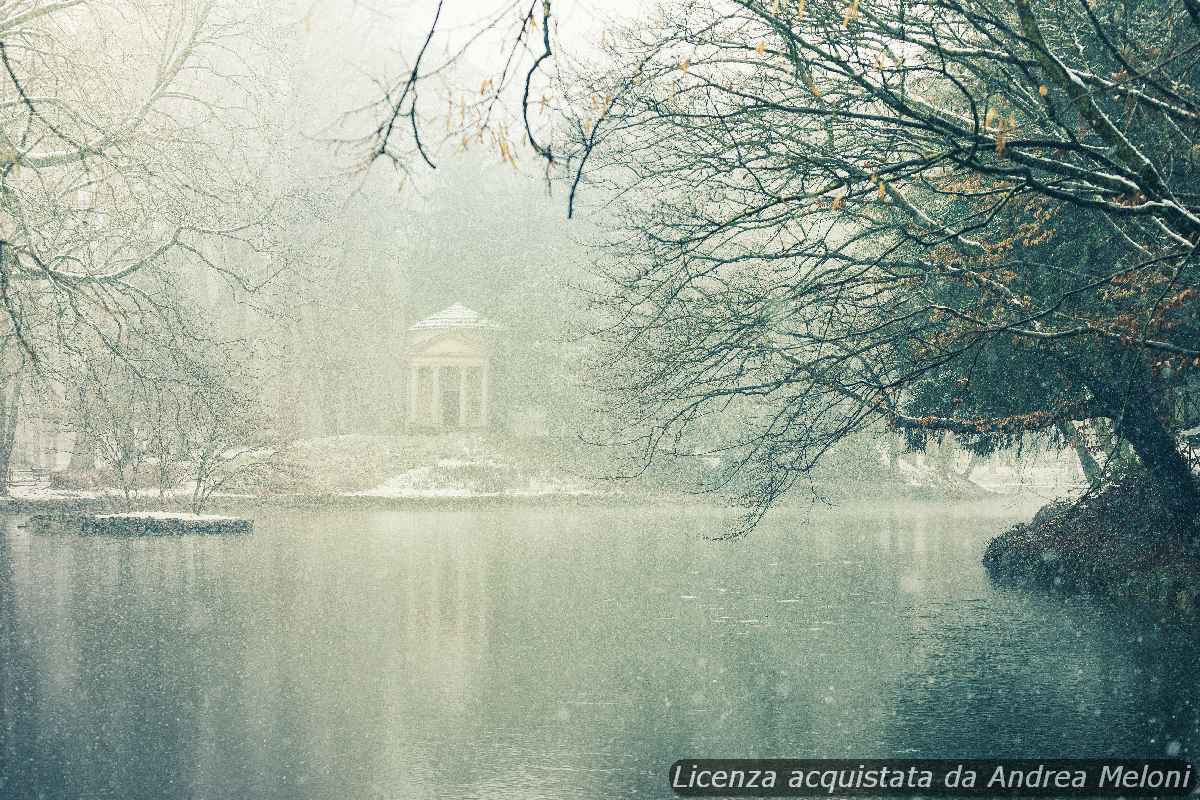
404 304 499 430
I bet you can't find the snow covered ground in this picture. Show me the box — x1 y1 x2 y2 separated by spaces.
351 460 603 499
1 434 1088 506
6 484 105 501
2 481 255 505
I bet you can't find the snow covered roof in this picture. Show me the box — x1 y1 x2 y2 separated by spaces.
409 303 499 331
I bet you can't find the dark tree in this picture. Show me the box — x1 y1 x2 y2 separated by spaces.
363 0 1200 529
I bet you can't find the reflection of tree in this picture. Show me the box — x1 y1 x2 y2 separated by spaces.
878 599 1200 759
0 522 67 797
61 541 220 798
1118 615 1200 762
0 532 267 798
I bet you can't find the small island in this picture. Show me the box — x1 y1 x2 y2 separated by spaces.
79 512 252 536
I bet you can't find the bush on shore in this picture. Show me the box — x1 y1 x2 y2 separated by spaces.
983 475 1200 611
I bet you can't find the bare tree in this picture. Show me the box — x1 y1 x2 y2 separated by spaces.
68 308 291 512
0 0 294 492
181 379 286 515
0 339 24 491
76 356 155 509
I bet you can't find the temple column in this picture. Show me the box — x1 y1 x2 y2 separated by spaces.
431 365 442 427
459 367 468 427
408 364 418 429
480 362 490 428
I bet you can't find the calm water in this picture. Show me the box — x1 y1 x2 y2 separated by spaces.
1 501 1198 799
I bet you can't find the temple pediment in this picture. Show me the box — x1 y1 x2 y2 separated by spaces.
408 332 487 359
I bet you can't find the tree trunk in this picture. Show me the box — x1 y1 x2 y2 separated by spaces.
1057 420 1102 486
0 439 11 497
0 378 23 497
1117 406 1200 521
67 430 95 473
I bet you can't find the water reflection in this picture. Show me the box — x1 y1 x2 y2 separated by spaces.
0 502 1197 799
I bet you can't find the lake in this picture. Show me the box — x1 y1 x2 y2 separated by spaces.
1 500 1197 799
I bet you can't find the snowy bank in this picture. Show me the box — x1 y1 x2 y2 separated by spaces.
352 461 603 499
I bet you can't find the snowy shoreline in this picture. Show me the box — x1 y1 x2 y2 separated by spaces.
0 483 1063 519
2 432 1089 515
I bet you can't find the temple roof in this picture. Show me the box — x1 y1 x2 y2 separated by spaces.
408 303 499 331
